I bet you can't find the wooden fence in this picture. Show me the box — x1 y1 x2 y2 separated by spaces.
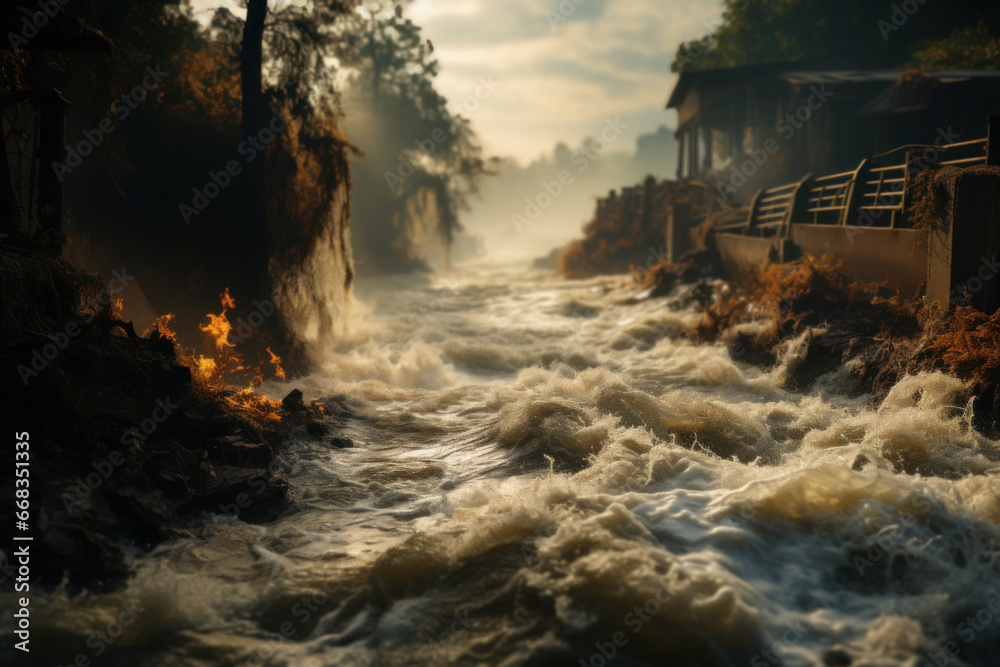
717 119 997 237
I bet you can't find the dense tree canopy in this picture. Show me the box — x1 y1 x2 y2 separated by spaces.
344 3 495 271
672 0 1000 73
912 22 1000 70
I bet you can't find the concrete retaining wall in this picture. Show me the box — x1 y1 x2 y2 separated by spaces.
790 224 929 298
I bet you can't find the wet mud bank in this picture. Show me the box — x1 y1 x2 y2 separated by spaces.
1 248 342 592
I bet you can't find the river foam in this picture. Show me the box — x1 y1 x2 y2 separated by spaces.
15 262 1000 667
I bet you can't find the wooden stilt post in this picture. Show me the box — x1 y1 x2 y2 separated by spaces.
987 114 999 167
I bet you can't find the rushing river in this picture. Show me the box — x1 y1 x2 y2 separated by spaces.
30 263 1000 666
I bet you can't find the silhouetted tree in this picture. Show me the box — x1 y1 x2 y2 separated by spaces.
344 3 495 271
672 0 1000 73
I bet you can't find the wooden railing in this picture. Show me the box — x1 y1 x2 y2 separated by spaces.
730 130 993 236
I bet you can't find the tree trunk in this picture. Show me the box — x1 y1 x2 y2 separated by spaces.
240 0 269 293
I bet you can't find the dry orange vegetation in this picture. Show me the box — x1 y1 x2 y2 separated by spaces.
926 306 1000 389
692 255 917 343
558 180 714 278
687 254 1000 430
692 255 919 382
166 42 243 135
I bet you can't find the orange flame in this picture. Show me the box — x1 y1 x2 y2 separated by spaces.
151 313 178 341
267 347 286 381
194 355 218 380
225 388 283 422
159 288 283 390
221 287 236 310
200 288 235 350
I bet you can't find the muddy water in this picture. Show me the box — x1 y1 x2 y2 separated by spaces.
23 263 1000 666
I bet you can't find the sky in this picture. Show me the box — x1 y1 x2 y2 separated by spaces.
407 0 724 163
190 0 726 164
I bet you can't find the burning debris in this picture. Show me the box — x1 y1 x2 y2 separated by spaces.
199 288 237 351
267 347 286 381
0 245 355 591
142 287 289 387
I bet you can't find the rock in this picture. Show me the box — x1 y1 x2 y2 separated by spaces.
206 436 274 468
822 647 853 666
282 388 307 412
182 466 288 521
306 420 327 438
330 436 354 448
321 395 356 423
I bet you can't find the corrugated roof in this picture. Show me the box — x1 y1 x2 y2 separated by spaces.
782 70 1000 85
779 71 903 85
860 70 1000 115
666 60 800 109
667 63 1000 109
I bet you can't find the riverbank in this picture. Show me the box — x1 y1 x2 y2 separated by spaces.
0 247 337 592
18 263 1000 667
642 252 1000 441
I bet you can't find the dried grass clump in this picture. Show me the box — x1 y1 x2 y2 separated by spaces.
692 255 923 386
692 255 840 343
690 289 750 341
907 166 964 232
633 258 684 290
631 250 722 292
926 306 1000 389
687 252 1000 431
0 248 116 336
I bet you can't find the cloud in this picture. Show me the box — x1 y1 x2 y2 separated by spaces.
189 0 727 162
409 0 726 162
